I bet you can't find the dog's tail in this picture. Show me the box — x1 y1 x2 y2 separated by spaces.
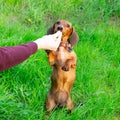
55 91 68 107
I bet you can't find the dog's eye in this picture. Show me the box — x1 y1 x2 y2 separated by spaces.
56 21 60 24
66 24 70 28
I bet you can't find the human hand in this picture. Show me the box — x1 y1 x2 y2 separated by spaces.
33 31 62 51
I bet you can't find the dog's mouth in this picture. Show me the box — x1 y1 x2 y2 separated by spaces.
54 26 67 39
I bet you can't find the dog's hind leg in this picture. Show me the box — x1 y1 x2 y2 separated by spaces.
46 93 56 112
66 96 74 110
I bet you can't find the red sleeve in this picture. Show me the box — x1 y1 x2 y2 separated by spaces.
0 42 37 72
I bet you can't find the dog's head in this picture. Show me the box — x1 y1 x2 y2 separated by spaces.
47 20 79 47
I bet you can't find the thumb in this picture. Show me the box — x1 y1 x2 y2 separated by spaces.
54 31 62 40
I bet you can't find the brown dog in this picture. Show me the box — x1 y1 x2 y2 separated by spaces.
46 20 79 111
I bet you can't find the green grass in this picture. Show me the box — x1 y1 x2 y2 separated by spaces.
0 0 120 120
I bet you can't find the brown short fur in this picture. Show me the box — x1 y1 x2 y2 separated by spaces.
46 20 79 111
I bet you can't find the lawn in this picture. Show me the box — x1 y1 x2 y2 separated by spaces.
0 0 120 120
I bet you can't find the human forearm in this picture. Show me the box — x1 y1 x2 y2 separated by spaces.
0 42 37 72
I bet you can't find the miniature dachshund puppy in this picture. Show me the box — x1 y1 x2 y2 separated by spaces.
46 20 79 111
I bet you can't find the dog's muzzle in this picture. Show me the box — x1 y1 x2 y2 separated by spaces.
57 25 63 31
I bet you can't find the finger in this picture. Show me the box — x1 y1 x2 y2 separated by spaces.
55 34 62 43
54 31 62 38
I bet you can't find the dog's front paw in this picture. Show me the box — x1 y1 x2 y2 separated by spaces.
62 65 69 71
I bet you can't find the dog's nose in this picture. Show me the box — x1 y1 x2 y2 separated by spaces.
57 26 63 31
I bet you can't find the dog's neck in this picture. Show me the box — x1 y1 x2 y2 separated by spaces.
61 36 69 43
59 42 72 52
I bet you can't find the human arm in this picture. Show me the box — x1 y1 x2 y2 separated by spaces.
0 31 62 72
0 42 37 72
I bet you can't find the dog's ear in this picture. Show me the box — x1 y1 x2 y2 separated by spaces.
47 27 54 35
69 29 79 47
